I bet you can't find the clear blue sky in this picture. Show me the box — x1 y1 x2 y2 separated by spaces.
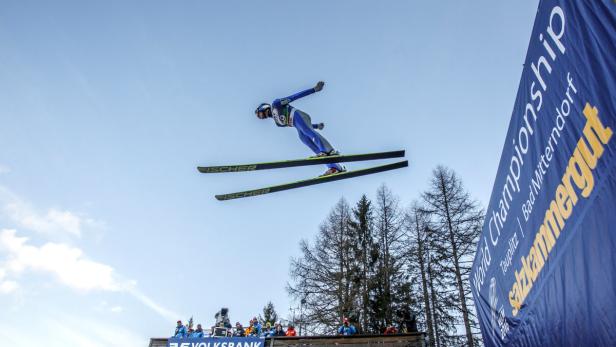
0 1 537 345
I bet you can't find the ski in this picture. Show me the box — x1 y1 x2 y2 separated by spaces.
215 160 408 201
198 150 405 173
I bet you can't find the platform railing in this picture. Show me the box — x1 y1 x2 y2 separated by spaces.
149 333 426 347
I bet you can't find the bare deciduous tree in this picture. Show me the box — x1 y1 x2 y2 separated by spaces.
421 166 483 347
288 198 355 334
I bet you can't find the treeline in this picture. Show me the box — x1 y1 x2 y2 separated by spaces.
287 166 483 346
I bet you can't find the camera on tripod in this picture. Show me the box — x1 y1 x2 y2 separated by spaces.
212 307 233 337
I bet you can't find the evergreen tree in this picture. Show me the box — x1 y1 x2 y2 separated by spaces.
188 316 194 330
347 194 375 333
260 301 279 325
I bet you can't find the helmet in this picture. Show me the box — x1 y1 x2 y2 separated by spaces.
255 103 271 119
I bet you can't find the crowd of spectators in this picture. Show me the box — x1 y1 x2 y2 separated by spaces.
170 314 421 339
172 308 417 338
172 317 298 339
174 313 416 340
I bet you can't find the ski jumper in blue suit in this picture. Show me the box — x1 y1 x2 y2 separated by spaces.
270 87 343 171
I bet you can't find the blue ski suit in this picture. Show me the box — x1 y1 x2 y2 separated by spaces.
173 325 187 338
190 330 205 338
270 87 342 171
338 324 357 336
251 322 263 336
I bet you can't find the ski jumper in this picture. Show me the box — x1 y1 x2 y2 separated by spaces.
271 87 342 171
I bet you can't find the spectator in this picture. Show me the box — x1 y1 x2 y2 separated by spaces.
285 324 297 336
400 313 418 333
337 318 357 336
173 320 187 338
272 323 286 336
252 318 263 337
234 322 245 337
384 325 397 335
263 322 273 337
191 324 205 338
245 320 254 336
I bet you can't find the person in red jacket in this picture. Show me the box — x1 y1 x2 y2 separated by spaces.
285 324 297 336
384 325 398 335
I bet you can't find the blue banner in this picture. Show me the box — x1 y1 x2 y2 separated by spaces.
167 337 265 347
470 1 616 346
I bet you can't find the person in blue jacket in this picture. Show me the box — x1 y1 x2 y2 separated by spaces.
173 320 187 338
190 324 205 338
255 81 345 176
337 317 357 336
250 318 263 337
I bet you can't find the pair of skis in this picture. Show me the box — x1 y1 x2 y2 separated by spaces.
198 150 408 201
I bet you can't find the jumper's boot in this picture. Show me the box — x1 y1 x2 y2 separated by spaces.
320 165 347 177
313 149 340 158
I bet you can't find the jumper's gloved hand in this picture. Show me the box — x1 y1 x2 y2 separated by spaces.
314 81 325 92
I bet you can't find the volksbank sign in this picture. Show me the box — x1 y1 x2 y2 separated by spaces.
167 337 265 347
470 1 616 346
